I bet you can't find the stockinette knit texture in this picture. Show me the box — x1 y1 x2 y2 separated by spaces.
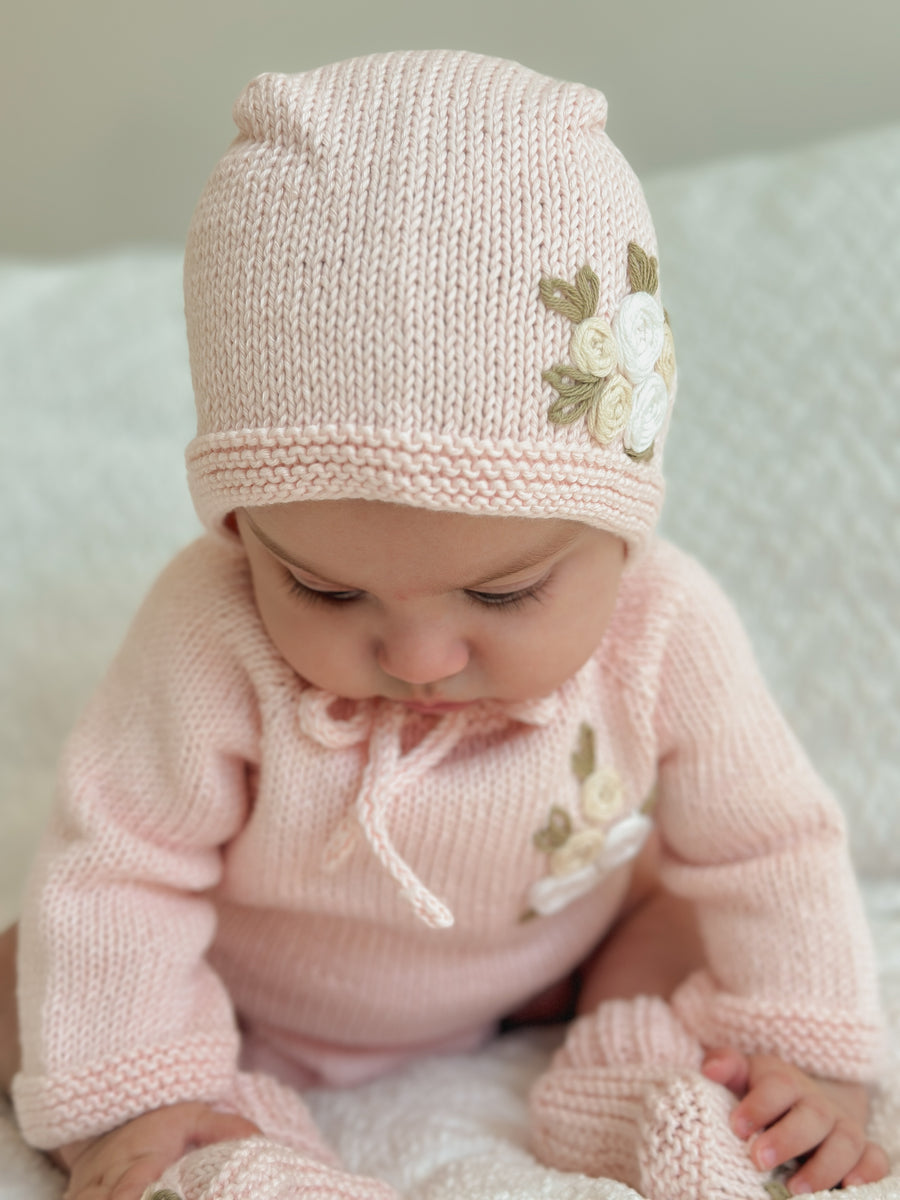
11 50 885 1200
14 536 882 1163
184 50 669 549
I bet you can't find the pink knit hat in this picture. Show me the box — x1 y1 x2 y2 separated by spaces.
184 50 676 549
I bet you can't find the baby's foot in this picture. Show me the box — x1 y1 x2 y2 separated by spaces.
531 1064 770 1199
638 1071 772 1200
146 1137 399 1200
530 995 771 1200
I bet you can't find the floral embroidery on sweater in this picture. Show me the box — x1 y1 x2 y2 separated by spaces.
539 243 675 459
524 723 653 919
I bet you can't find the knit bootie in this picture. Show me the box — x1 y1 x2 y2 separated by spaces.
144 1137 399 1200
220 1071 342 1165
142 1072 398 1200
529 995 770 1200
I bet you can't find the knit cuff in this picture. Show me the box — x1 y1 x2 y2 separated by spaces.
13 1032 240 1149
671 969 885 1082
553 994 703 1072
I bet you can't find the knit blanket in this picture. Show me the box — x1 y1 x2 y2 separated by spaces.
2 117 900 1198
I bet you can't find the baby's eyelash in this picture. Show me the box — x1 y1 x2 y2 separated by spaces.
464 580 548 610
283 569 550 611
284 573 362 605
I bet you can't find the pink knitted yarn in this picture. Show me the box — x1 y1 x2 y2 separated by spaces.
184 50 667 548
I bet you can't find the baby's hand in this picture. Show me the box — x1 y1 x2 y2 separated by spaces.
702 1047 889 1194
56 1101 260 1200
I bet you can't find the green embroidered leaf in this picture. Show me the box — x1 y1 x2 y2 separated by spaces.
539 267 600 324
543 366 603 425
574 264 600 320
571 722 596 782
627 242 659 296
533 806 573 853
544 363 597 387
539 276 589 324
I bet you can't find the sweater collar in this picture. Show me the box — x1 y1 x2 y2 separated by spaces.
296 676 585 928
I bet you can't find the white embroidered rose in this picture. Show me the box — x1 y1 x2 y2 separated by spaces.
529 863 599 917
569 317 619 378
600 811 654 872
586 373 632 445
657 321 676 391
528 859 600 912
625 373 668 455
613 291 666 382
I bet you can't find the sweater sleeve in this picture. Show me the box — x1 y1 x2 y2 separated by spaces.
653 553 883 1082
13 541 262 1149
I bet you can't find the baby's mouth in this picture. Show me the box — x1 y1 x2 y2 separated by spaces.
399 698 475 713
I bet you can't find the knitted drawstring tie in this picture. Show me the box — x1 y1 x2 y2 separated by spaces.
297 686 566 929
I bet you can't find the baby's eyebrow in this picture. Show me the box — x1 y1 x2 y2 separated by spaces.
464 530 580 587
242 513 353 586
242 511 578 591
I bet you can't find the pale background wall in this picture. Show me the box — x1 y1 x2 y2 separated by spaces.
3 0 900 256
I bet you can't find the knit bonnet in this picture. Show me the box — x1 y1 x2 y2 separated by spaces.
184 50 676 550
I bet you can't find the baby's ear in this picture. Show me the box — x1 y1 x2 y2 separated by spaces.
221 510 245 546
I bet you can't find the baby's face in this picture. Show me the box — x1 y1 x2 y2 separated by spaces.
235 500 625 709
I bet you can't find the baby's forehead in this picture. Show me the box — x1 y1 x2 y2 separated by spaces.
240 501 612 590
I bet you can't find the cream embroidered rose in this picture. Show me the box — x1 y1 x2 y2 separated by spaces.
625 373 668 456
581 766 624 824
586 373 632 444
550 827 606 877
569 317 619 377
613 290 666 382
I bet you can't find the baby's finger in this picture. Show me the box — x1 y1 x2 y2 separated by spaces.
750 1100 834 1173
784 1120 866 1195
843 1140 892 1188
731 1071 800 1139
701 1046 751 1096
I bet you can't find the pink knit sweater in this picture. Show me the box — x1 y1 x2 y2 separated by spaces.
13 535 882 1150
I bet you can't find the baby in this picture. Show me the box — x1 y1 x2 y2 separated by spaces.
0 49 889 1200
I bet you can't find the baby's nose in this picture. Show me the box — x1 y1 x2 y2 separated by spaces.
376 623 469 686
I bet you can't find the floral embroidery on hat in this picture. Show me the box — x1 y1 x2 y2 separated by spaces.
539 244 676 460
523 722 653 919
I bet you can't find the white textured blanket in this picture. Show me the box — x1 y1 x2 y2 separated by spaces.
1 119 899 1197
1 997 899 1200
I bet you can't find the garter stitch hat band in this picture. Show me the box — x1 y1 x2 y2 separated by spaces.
184 50 673 548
